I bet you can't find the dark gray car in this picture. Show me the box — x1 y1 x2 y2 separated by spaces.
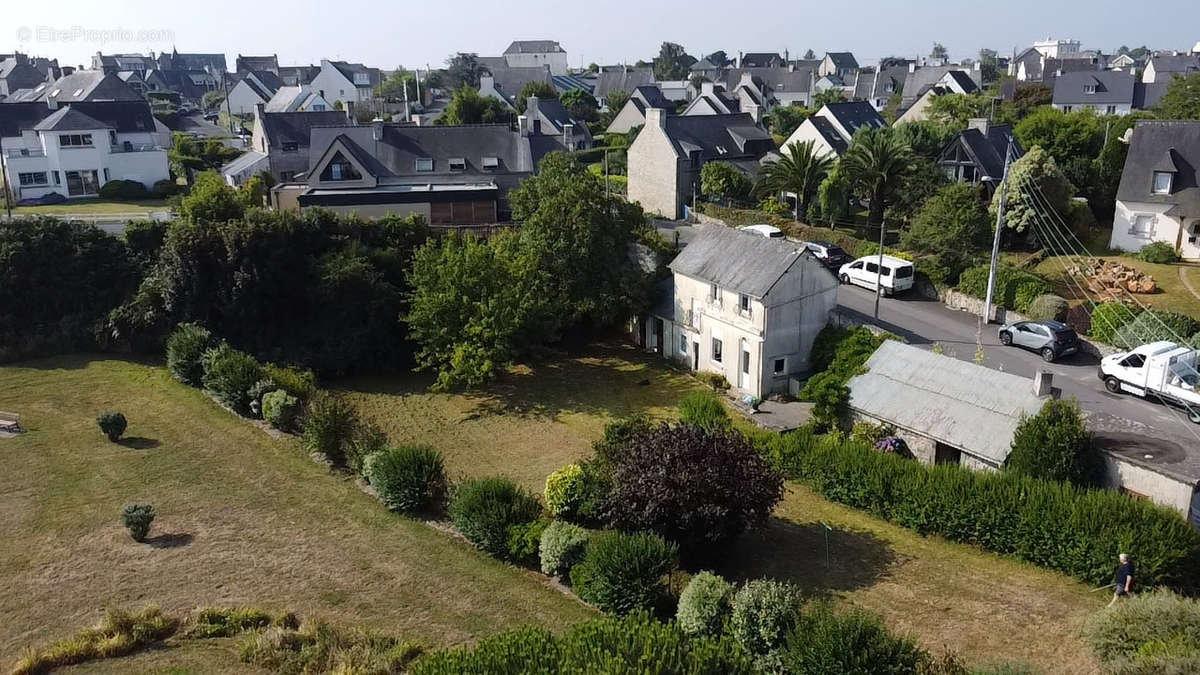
999 320 1079 362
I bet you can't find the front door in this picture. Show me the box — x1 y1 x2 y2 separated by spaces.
738 340 750 390
655 318 664 354
692 342 699 370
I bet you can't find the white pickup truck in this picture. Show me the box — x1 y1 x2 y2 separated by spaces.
1100 341 1200 424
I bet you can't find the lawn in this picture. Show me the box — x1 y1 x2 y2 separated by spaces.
341 344 1104 673
1035 254 1200 319
9 198 171 216
0 356 594 669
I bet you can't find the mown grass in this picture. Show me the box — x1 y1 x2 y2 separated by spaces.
1035 254 1200 320
10 198 170 215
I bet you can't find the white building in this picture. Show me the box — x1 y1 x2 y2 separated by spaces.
502 40 569 76
1032 38 1082 59
638 226 838 399
1 101 169 201
782 101 887 159
309 59 380 108
1110 121 1200 261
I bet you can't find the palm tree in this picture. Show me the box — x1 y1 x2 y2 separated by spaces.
840 128 916 228
755 140 833 221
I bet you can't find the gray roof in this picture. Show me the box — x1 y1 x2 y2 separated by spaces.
483 65 553 102
901 66 979 106
822 101 887 137
808 116 849 154
307 123 536 180
741 53 784 68
632 85 671 108
825 52 859 69
658 112 774 162
1136 82 1169 110
236 55 279 73
0 100 156 137
944 70 979 93
221 149 267 175
847 341 1046 464
264 86 325 113
161 52 227 72
278 65 319 85
32 105 109 131
668 225 809 297
32 71 142 103
1148 54 1200 82
594 67 655 98
330 61 381 87
1117 121 1200 214
504 40 565 54
724 67 812 95
948 124 1023 180
261 110 351 149
1051 70 1136 106
0 60 46 91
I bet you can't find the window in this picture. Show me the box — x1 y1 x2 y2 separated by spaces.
1105 105 1117 115
103 168 109 182
319 152 362 181
59 133 93 147
895 266 913 279
52 171 60 185
865 262 879 273
415 157 434 172
773 358 786 375
878 266 892 277
1120 354 1146 369
109 130 117 145
281 141 298 152
1083 84 1096 94
18 172 48 186
679 334 688 355
448 157 466 171
1153 171 1174 194
1131 214 1154 237
711 338 723 363
710 283 719 301
1062 105 1073 112
311 104 326 111
482 156 499 169
65 170 99 196
739 294 750 313
849 261 863 270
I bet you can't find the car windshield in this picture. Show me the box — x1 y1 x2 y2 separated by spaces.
1053 328 1077 342
895 266 913 279
827 246 847 257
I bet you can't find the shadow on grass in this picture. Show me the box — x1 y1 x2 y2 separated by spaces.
147 533 194 549
714 516 899 596
119 437 160 450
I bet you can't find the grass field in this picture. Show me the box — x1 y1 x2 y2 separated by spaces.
9 198 171 216
0 356 594 669
1035 254 1200 319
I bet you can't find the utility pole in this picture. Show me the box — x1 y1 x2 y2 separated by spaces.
983 138 1015 324
872 217 886 320
0 146 11 219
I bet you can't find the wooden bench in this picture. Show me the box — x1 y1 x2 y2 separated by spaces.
0 411 19 431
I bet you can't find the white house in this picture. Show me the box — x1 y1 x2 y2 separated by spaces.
502 40 569 76
263 86 331 113
605 85 672 134
1051 70 1165 116
638 226 838 399
1110 121 1200 261
0 101 169 201
309 59 380 108
782 101 887 158
225 71 284 115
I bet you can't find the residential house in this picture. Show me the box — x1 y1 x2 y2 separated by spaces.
605 85 672 134
523 96 592 150
689 55 726 81
895 70 981 124
236 54 280 75
277 119 562 220
638 226 838 399
737 52 785 68
1010 45 1104 84
278 65 320 87
92 52 156 75
782 101 888 159
143 69 221 105
1142 54 1200 84
0 56 47 99
3 71 144 104
1110 53 1141 73
309 59 381 108
1110 120 1200 261
937 118 1023 188
115 71 148 97
249 106 350 183
502 40 569 76
627 109 776 219
657 80 697 102
900 65 981 110
853 61 912 110
1052 71 1166 115
156 50 227 73
594 66 655 100
225 71 284 115
817 52 859 79
0 100 169 201
477 67 554 109
682 82 745 117
219 149 269 187
263 86 331 113
723 68 814 108
551 73 594 95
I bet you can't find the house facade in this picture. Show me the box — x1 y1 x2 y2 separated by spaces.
818 52 859 79
639 226 838 399
937 118 1023 188
605 85 672 134
783 101 888 159
1052 70 1165 115
502 40 569 75
249 107 350 183
309 59 380 108
225 71 284 115
1111 121 1200 261
1142 54 1200 84
0 101 169 201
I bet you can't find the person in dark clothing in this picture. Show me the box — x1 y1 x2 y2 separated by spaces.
1108 553 1134 607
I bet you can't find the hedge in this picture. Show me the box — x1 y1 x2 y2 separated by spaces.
1089 302 1142 345
957 264 1050 311
1112 309 1200 349
761 429 1200 589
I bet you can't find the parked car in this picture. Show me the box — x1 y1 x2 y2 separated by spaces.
803 241 851 270
838 255 915 296
202 111 220 122
740 224 784 238
1100 341 1200 423
999 320 1079 362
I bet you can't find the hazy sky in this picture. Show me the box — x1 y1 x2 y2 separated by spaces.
8 0 1199 70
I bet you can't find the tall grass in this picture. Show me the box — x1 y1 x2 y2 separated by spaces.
12 606 178 675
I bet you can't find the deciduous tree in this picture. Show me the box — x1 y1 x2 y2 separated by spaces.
653 42 697 80
990 145 1074 234
515 81 558 113
1157 73 1200 120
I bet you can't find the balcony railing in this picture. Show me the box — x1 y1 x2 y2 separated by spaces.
5 149 46 158
110 142 160 153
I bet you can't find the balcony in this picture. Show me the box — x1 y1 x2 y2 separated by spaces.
5 148 45 158
110 142 160 154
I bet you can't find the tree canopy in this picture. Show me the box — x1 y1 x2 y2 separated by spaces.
901 182 991 254
764 105 813 137
1006 398 1098 486
436 87 514 125
1157 73 1200 120
445 52 482 89
515 81 558 113
840 128 917 225
559 89 599 122
653 42 697 80
990 145 1074 235
756 141 833 219
700 162 752 203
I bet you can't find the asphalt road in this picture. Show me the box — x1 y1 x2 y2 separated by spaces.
836 283 1200 451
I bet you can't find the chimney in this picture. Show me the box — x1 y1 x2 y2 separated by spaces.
737 51 744 68
1033 370 1054 398
701 81 715 96
744 103 761 123
646 107 667 129
372 120 383 141
563 122 574 150
480 74 494 91
967 118 990 135
518 114 528 136
46 93 57 110
908 62 917 73
527 96 542 134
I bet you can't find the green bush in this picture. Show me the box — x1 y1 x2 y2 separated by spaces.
261 390 300 430
165 323 213 386
98 179 150 200
121 503 155 542
730 579 801 656
505 518 549 565
1082 589 1200 674
677 390 731 432
410 611 752 674
676 571 733 637
800 326 894 430
539 520 590 577
152 179 180 198
1113 309 1200 349
97 411 127 442
695 371 730 391
301 393 359 466
1087 302 1142 344
12 606 178 675
957 264 1049 311
1138 241 1181 264
366 445 448 515
262 363 317 401
185 607 297 638
1006 399 1099 486
784 604 926 675
570 530 676 615
201 342 264 415
349 422 388 473
1014 280 1051 313
1025 294 1070 321
449 477 542 558
761 429 1200 589
544 463 586 520
123 220 167 262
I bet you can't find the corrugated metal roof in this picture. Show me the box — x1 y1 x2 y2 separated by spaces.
847 341 1046 464
668 225 806 298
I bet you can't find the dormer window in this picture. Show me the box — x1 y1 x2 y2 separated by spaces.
448 157 466 171
320 152 361 181
1153 171 1174 194
715 145 727 154
1083 83 1097 94
482 156 499 169
415 158 434 172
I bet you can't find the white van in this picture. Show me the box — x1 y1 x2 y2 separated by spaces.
740 224 784 238
838 255 915 296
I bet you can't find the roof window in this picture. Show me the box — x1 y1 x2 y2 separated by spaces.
482 156 499 169
415 157 433 172
448 157 466 171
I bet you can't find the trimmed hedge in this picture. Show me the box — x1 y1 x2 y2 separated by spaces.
1112 309 1200 349
1089 302 1142 345
97 411 127 442
676 571 733 637
539 520 590 577
1137 241 1181 264
1024 294 1069 321
762 429 1200 589
957 264 1049 311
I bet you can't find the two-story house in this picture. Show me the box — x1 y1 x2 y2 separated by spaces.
782 101 888 159
817 52 859 79
606 85 673 134
0 100 170 201
1142 54 1200 84
236 54 280 75
938 118 1023 190
502 40 569 76
3 71 144 105
0 56 47 99
1110 120 1200 260
225 71 284 115
1052 70 1167 116
639 226 838 398
248 105 350 184
309 59 381 108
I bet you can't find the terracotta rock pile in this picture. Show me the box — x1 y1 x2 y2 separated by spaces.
1071 260 1157 299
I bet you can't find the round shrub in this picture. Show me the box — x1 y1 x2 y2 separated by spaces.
449 477 542 558
545 463 586 520
97 411 128 442
1089 302 1142 344
676 571 734 637
677 391 730 432
152 179 180 198
730 579 801 656
366 445 448 515
1112 309 1200 349
121 503 155 542
1024 294 1069 321
261 390 299 430
784 604 925 674
98 179 149 200
1014 279 1052 313
539 520 590 577
505 518 550 565
301 393 359 466
1137 241 1181 264
166 323 213 386
570 530 677 615
201 342 264 415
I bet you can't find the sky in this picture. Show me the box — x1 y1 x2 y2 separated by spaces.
7 0 1199 71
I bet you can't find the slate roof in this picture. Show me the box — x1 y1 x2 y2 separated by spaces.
161 52 227 72
504 40 565 54
1147 54 1200 82
1117 121 1200 214
847 341 1046 464
306 123 536 179
552 73 593 93
821 101 888 137
741 52 784 68
808 116 849 154
658 113 774 163
724 67 812 95
594 67 655 98
947 124 1023 181
632 85 671 109
901 66 978 106
484 65 553 102
532 97 582 135
0 59 46 90
1136 82 1169 110
33 71 143 103
32 105 110 131
944 70 979 93
825 52 859 70
865 64 910 101
264 86 325 113
330 61 381 87
0 100 157 136
144 69 215 101
236 55 279 73
668 225 808 297
1051 70 1137 105
278 65 319 86
261 110 350 149
221 149 267 175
